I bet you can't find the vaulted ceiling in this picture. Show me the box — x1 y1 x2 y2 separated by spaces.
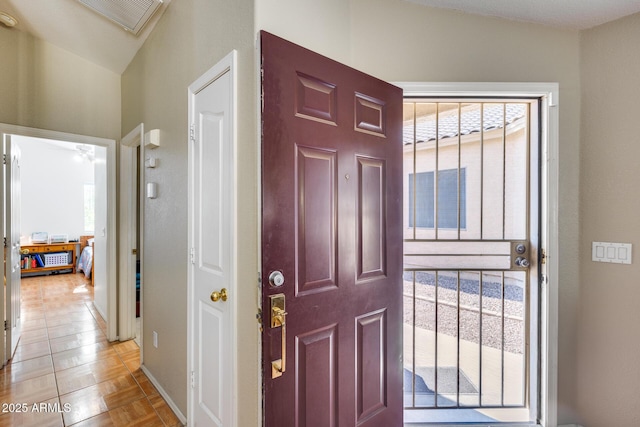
1 0 640 75
0 0 170 74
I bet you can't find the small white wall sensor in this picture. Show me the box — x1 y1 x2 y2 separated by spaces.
146 182 158 199
144 129 160 149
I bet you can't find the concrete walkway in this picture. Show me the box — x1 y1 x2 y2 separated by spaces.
403 324 530 423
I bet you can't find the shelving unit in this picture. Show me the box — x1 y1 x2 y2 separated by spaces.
20 243 76 276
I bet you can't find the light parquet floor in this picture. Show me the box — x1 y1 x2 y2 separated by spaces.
0 274 182 427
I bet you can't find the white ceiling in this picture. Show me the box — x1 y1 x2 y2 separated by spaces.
0 0 170 74
1 0 640 74
406 0 640 30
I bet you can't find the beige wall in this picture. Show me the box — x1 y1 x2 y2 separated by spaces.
578 13 640 427
121 0 257 420
0 26 120 140
256 0 352 64
259 0 581 423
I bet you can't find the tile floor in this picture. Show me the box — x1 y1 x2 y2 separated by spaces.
0 274 182 427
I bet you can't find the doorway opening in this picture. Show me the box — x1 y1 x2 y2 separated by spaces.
15 135 107 310
401 97 544 425
1 124 117 367
120 123 145 359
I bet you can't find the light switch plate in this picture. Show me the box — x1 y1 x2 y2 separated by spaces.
592 242 632 264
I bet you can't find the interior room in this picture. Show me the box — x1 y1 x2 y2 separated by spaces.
16 136 100 291
1 0 639 426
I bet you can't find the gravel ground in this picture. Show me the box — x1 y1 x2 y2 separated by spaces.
403 272 526 354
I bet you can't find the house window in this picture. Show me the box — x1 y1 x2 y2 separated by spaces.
84 183 95 233
408 168 466 229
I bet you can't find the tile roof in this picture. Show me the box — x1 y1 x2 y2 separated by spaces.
403 103 527 145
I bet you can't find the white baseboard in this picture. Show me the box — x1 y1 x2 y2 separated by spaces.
141 364 187 425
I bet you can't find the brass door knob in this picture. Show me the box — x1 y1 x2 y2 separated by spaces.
210 288 228 302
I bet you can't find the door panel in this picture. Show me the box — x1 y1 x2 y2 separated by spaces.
357 157 386 281
200 111 224 273
93 147 108 318
199 303 223 422
356 309 387 423
261 31 403 426
296 325 338 427
295 146 337 296
5 135 22 362
190 66 233 427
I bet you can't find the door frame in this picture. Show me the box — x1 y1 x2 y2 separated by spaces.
119 124 144 344
397 82 559 427
186 50 238 427
0 123 118 342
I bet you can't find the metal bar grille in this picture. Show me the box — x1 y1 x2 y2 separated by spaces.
480 104 485 240
502 103 507 241
412 271 417 408
403 100 534 415
523 103 532 406
479 272 484 405
412 104 417 241
434 271 439 402
456 270 461 407
434 105 440 240
501 271 505 406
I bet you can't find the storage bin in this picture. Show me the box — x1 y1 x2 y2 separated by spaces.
43 253 69 267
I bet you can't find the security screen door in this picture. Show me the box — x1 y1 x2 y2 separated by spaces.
402 100 541 424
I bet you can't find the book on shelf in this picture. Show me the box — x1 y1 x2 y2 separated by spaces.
21 254 45 269
22 256 33 269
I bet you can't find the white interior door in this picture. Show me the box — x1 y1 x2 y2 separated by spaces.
188 51 237 427
5 135 22 363
93 146 108 319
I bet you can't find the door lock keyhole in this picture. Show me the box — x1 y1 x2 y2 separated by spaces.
269 271 285 287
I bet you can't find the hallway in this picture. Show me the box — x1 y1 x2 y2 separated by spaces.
0 274 181 426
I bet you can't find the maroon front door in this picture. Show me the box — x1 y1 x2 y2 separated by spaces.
261 31 403 427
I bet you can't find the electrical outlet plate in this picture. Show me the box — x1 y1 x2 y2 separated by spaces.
592 242 632 264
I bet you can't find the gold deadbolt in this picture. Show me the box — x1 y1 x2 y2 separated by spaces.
210 288 228 302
